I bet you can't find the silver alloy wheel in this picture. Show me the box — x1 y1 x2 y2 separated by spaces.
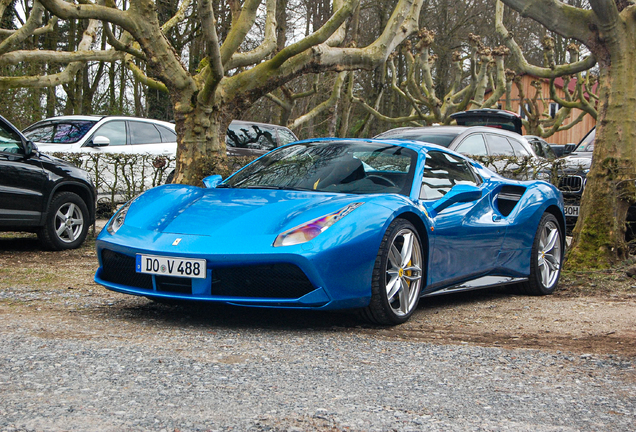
537 219 562 288
385 228 423 317
55 202 85 244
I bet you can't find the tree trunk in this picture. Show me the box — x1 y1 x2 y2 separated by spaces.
172 105 231 185
568 23 636 267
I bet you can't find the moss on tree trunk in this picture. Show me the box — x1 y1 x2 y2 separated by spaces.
567 20 636 268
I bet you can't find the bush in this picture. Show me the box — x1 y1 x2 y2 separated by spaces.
52 152 256 207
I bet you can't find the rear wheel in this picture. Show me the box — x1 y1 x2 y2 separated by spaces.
519 213 563 295
38 192 90 250
360 219 424 325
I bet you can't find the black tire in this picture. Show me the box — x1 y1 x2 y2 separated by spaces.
518 212 563 295
165 170 175 184
359 219 424 325
38 192 90 251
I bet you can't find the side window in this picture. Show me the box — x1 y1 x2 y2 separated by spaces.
255 126 276 150
92 121 127 146
455 134 487 156
0 122 22 153
226 123 276 150
508 138 531 157
129 121 162 145
486 134 515 156
420 151 480 200
278 129 297 146
156 125 177 143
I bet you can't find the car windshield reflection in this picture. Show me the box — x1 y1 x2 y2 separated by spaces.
223 141 418 196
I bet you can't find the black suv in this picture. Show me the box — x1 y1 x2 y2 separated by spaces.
0 115 96 250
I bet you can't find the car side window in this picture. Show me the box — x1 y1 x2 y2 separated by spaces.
278 129 297 146
129 121 162 145
227 123 276 150
508 138 531 157
0 121 22 153
92 121 127 146
156 125 177 143
455 134 487 156
420 151 480 200
486 134 515 156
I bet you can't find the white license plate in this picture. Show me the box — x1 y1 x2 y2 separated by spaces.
136 254 206 279
564 205 580 217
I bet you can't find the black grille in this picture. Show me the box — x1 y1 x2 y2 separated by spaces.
101 249 153 290
156 276 192 294
558 175 583 193
211 263 315 299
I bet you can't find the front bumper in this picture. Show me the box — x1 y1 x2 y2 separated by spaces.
94 226 380 311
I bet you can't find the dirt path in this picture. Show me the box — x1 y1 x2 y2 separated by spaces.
1 232 635 357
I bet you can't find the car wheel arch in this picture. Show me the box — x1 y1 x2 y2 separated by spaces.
544 204 566 248
48 182 96 224
389 211 430 267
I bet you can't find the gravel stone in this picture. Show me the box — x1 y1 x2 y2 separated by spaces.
0 317 634 431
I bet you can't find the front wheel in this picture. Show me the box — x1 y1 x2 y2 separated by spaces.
38 192 90 251
360 219 424 325
519 212 563 295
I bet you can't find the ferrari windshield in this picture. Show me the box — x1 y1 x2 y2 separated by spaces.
223 141 418 195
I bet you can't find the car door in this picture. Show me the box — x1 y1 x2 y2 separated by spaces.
0 120 46 225
127 120 176 155
84 120 128 152
419 151 506 289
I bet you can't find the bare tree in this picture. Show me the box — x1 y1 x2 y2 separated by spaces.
0 0 423 185
512 37 598 138
497 0 635 268
350 30 513 126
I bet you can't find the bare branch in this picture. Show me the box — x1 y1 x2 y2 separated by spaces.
498 0 595 42
0 48 125 66
219 0 262 66
289 71 348 130
588 0 620 26
225 0 277 70
0 1 45 56
39 0 133 32
496 1 597 78
0 18 101 90
161 0 193 33
198 0 224 104
103 22 146 60
124 54 168 92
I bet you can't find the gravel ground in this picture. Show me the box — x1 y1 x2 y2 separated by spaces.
0 228 635 431
0 298 634 432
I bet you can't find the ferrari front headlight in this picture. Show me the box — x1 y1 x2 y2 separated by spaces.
273 202 363 247
107 199 135 234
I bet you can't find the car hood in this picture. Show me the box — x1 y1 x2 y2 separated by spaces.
124 186 376 236
559 153 592 171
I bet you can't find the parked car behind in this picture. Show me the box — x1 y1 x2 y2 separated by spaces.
24 116 298 158
375 109 550 181
525 135 558 160
24 117 298 185
553 127 633 234
22 115 178 155
0 115 96 250
226 120 298 156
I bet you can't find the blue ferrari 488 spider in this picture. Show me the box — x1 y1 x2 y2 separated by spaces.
95 138 565 325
